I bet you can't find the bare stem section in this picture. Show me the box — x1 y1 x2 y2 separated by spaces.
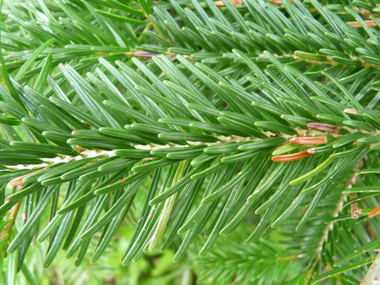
4 128 353 171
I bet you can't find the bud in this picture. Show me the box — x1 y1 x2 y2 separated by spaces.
347 20 376 28
76 145 84 153
369 205 380 218
289 136 327 145
81 121 91 129
271 150 313 162
307 123 340 133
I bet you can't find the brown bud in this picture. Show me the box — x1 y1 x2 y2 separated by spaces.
369 205 380 218
347 20 376 28
76 145 84 153
271 150 313 162
307 123 340 134
289 136 327 145
81 121 91 129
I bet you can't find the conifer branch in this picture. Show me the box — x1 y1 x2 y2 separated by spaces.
1 0 380 282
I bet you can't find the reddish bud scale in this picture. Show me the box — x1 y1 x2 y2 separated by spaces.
76 145 84 153
369 205 380 218
307 123 340 134
271 150 313 162
347 20 377 28
81 121 91 129
289 136 327 145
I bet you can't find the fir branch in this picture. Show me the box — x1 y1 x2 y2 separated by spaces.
2 0 380 283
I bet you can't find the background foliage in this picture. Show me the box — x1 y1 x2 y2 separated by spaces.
1 0 380 284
